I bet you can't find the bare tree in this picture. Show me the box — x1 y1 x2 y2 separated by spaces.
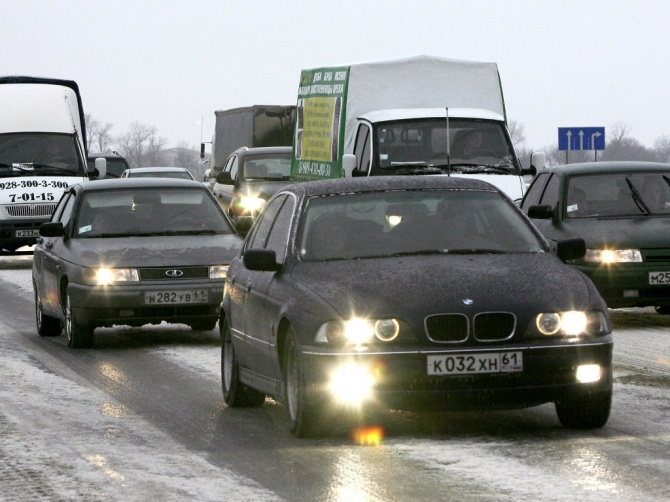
85 114 114 153
116 122 168 168
601 121 656 161
508 119 526 147
653 134 670 163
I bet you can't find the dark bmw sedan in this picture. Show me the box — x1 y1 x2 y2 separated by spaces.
220 175 613 437
520 161 670 312
32 178 243 348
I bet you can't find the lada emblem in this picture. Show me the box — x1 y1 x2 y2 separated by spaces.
461 298 474 306
165 269 184 277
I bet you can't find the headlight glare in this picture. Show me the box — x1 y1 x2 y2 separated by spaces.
584 248 642 263
316 318 401 345
535 311 607 336
91 267 139 285
231 196 266 215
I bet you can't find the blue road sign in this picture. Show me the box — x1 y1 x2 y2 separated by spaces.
558 127 605 151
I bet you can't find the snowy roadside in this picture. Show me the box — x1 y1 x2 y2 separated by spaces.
0 260 278 501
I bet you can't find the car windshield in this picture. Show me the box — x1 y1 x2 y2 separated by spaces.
298 189 544 261
75 187 233 237
566 172 670 218
243 155 292 180
0 132 85 176
376 118 519 174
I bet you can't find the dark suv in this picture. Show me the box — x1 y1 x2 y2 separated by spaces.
87 152 130 179
213 146 292 234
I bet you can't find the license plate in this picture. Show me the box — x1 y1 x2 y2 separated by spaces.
649 271 670 285
145 290 208 305
15 230 39 237
427 352 523 375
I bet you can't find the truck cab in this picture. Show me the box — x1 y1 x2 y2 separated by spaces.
345 108 535 201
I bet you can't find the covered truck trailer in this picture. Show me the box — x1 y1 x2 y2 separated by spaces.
290 55 541 200
202 105 295 187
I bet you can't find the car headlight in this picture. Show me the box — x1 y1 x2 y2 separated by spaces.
534 310 608 336
85 267 139 285
230 196 266 216
584 248 642 263
315 318 400 346
209 265 229 279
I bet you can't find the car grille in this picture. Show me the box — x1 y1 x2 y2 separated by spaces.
425 314 468 342
4 203 57 217
425 312 516 343
138 266 209 280
473 312 516 341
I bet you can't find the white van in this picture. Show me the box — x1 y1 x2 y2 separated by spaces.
0 76 103 253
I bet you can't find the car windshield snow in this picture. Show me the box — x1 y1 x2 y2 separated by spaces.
566 172 670 218
298 189 544 261
75 187 233 237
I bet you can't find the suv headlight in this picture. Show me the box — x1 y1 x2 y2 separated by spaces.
584 248 642 263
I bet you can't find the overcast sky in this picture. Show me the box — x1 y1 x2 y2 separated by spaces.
3 0 669 152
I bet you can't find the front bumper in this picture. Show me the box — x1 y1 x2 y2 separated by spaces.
300 340 613 411
68 280 225 327
576 262 670 308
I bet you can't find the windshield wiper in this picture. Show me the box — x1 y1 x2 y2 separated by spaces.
438 162 513 174
31 163 80 175
625 177 651 215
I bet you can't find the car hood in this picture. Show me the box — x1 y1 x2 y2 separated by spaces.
291 253 597 316
559 216 670 248
66 234 242 267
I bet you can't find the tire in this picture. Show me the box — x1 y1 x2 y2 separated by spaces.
283 327 322 438
220 319 265 407
34 285 61 337
65 293 94 349
655 305 670 315
555 388 612 429
190 318 217 331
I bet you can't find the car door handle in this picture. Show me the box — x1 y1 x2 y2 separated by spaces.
246 281 252 292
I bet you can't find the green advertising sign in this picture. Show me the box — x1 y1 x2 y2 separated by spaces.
291 66 349 181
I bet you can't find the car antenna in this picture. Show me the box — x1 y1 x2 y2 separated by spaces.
446 107 451 177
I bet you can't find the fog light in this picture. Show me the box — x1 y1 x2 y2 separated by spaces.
329 364 374 405
576 364 601 383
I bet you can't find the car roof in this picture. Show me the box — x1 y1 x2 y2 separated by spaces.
125 166 191 172
231 146 293 156
280 175 501 199
77 177 206 192
87 152 128 160
539 161 670 176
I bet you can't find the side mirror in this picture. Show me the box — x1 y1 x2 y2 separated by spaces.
556 238 586 262
216 171 234 185
94 157 107 179
39 221 65 238
530 151 545 171
243 249 281 272
527 204 555 220
342 154 356 178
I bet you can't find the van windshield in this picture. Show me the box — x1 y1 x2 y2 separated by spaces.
375 118 519 175
0 132 86 176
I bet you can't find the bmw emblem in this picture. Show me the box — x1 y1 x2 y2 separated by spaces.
165 269 184 277
461 298 474 306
